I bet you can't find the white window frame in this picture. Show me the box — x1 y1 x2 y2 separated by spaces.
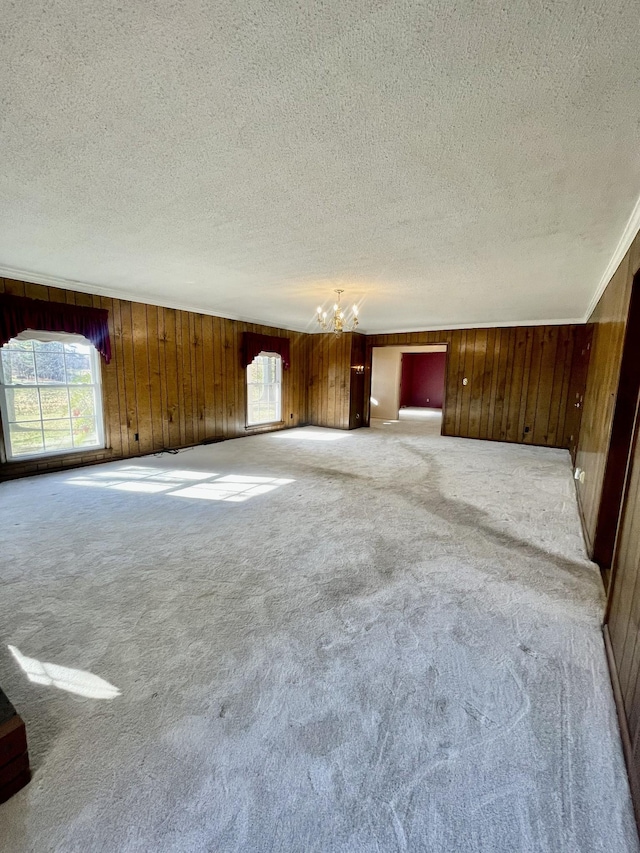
246 352 282 427
0 332 105 462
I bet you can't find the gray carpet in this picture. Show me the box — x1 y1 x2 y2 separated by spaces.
0 416 637 852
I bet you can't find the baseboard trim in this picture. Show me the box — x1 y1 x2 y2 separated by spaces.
603 624 640 833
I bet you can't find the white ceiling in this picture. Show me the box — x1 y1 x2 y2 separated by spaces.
1 1 639 333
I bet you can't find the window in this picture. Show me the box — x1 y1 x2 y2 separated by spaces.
246 353 282 427
0 334 104 460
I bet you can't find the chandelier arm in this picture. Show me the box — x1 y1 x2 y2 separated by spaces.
315 288 359 335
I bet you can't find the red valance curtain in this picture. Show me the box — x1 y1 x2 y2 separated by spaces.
241 332 290 370
0 293 112 363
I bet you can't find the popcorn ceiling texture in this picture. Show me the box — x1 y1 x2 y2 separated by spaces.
0 417 637 851
1 2 639 331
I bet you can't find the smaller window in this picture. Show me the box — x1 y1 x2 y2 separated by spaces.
246 353 282 427
0 335 105 461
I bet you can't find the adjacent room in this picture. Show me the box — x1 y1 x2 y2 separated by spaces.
1 2 640 851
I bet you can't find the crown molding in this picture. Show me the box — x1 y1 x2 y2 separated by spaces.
583 193 640 322
364 317 586 335
0 265 309 334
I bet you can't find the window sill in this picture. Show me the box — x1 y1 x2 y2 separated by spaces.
245 421 285 432
3 445 107 465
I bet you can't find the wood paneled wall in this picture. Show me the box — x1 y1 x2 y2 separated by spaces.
0 282 612 479
367 325 579 448
305 332 368 430
583 230 640 825
606 412 640 818
307 332 353 429
575 231 640 553
349 333 367 430
0 278 309 480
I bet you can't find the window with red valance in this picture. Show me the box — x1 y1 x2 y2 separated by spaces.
241 332 290 370
0 293 111 363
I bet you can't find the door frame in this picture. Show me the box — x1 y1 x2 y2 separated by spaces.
594 272 640 573
364 342 449 429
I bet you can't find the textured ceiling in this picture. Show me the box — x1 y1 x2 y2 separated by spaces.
1 1 639 333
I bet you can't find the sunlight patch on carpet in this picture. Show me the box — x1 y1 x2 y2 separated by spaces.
65 467 294 503
8 645 121 700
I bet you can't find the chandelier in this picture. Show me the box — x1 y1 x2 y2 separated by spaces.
316 289 359 336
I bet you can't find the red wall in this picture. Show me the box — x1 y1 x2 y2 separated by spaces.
400 352 446 409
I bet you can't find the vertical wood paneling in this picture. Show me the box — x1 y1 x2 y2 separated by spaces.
482 327 498 438
146 305 163 451
576 230 640 823
468 329 488 439
0 279 590 478
201 315 215 441
607 401 640 809
547 326 572 448
156 307 169 450
532 326 558 445
575 234 640 550
349 334 366 429
120 301 138 453
1 281 309 479
367 325 576 448
164 309 181 449
111 298 129 457
132 302 152 455
307 333 357 429
100 296 122 458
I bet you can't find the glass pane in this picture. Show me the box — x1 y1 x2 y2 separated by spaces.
40 387 70 420
246 354 282 425
35 351 65 384
64 346 92 384
33 340 63 353
5 387 40 422
8 339 34 351
69 386 95 419
2 350 36 385
9 422 44 456
43 419 73 451
72 417 98 448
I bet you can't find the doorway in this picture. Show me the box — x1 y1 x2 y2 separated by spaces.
370 344 448 431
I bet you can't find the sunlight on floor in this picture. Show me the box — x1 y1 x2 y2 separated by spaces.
274 428 352 442
398 407 442 421
65 465 294 502
8 645 121 700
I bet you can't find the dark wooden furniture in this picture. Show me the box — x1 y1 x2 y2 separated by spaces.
0 688 30 804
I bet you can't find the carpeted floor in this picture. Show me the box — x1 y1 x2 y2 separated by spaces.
0 416 638 852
